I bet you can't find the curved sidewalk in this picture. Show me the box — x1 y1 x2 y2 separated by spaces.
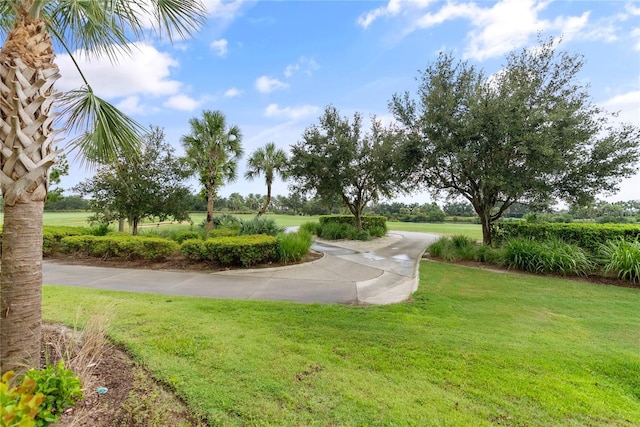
43 231 440 305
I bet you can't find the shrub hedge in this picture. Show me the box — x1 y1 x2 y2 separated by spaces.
180 234 278 267
319 215 387 232
492 222 640 252
60 235 178 260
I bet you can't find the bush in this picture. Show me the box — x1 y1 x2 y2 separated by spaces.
238 217 285 236
492 222 640 252
204 235 278 266
427 235 496 262
319 222 357 240
179 239 206 262
24 361 83 427
181 235 278 266
171 230 202 244
368 225 386 238
213 214 242 230
42 226 92 256
60 235 178 260
299 221 322 236
209 228 239 238
599 239 640 282
319 215 387 232
1 370 45 427
277 231 313 264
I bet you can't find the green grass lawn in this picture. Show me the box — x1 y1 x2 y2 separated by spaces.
42 262 640 426
386 221 482 240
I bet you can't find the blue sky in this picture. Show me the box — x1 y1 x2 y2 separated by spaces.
56 0 640 204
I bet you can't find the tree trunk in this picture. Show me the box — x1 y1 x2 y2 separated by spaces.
0 202 44 374
0 15 59 374
206 191 215 235
118 218 125 232
132 218 139 236
257 184 271 218
354 209 363 232
480 211 493 246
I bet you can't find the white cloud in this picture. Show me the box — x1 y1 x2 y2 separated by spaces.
283 57 319 78
360 0 596 61
115 96 147 115
602 90 640 126
163 94 201 111
56 42 181 98
203 0 245 19
264 104 319 121
224 87 243 97
210 38 228 56
284 64 299 78
633 28 640 51
461 0 553 60
358 0 433 28
255 76 289 94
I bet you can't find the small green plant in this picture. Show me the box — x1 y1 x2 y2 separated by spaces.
1 371 45 427
299 221 322 236
277 230 314 264
239 217 285 236
24 361 83 427
599 239 640 282
427 235 481 261
428 236 448 258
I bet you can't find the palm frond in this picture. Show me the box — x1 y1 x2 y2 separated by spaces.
153 0 208 41
43 0 206 62
59 86 145 166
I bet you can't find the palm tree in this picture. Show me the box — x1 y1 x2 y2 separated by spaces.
182 110 243 234
0 0 206 375
245 142 288 217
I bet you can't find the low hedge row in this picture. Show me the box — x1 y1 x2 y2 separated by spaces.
60 235 178 260
0 226 94 256
319 215 387 232
492 222 640 252
180 234 278 267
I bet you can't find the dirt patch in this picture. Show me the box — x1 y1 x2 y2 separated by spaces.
43 324 206 427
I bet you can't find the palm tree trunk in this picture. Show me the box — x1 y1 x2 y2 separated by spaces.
1 202 44 374
0 15 59 374
257 184 271 218
206 191 215 235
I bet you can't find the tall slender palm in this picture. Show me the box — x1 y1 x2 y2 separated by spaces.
0 0 206 374
245 142 288 217
182 110 243 234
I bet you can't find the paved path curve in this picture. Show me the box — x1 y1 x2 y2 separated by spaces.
43 231 440 305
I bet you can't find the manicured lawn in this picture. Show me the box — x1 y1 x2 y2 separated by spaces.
386 221 481 240
42 262 640 426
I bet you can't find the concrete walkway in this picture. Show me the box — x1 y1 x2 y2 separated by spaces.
43 231 439 305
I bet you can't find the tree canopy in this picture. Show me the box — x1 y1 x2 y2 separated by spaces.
288 105 407 230
75 126 192 235
390 38 640 245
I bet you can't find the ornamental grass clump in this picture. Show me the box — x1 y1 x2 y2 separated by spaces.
599 239 640 283
501 237 592 276
427 235 487 261
277 230 314 264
